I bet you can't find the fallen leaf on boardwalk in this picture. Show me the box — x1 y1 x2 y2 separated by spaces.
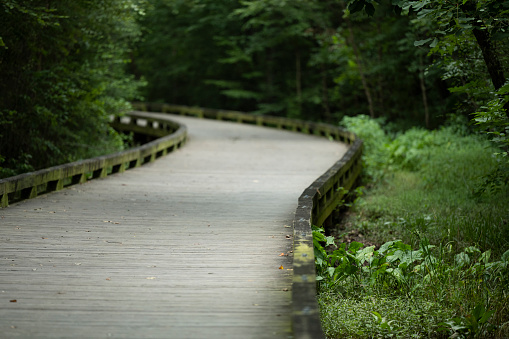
10 300 17 303
106 278 111 281
285 235 291 239
279 265 284 270
282 288 289 292
279 253 287 257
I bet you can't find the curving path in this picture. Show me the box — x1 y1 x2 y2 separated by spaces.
0 113 347 338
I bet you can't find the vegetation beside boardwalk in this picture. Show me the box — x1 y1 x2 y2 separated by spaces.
2 3 509 335
0 1 145 178
2 1 508 181
315 115 509 338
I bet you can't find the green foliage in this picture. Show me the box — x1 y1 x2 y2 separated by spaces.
319 292 454 338
340 115 506 192
0 0 146 177
429 29 509 163
319 114 509 337
136 0 338 119
345 0 509 158
342 115 508 251
472 82 509 160
406 0 509 44
315 228 509 338
341 115 391 180
135 0 242 108
134 0 452 125
133 0 505 143
438 304 497 338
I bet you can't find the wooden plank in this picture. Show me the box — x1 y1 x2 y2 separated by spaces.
0 114 347 338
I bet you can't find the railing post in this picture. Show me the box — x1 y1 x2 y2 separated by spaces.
47 179 64 192
93 167 107 179
71 173 86 185
21 186 37 200
1 193 8 207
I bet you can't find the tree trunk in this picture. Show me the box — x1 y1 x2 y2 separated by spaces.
296 50 302 115
419 55 430 128
267 48 274 95
347 25 375 118
472 28 506 91
470 22 509 117
376 22 385 114
321 64 332 122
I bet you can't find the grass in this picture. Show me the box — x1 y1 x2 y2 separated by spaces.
319 293 455 338
316 116 509 338
352 171 509 257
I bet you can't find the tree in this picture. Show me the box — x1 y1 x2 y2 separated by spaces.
347 0 508 113
346 0 508 160
134 0 245 109
411 0 508 113
134 0 454 126
0 0 145 177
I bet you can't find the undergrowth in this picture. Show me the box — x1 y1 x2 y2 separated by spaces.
316 115 509 338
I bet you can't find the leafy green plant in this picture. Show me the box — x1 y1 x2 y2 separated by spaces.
341 115 391 181
319 292 456 338
314 226 436 295
322 115 509 338
438 304 496 338
314 223 509 337
371 311 400 335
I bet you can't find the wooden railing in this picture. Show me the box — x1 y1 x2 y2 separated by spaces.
0 111 187 208
1 103 362 338
131 102 363 339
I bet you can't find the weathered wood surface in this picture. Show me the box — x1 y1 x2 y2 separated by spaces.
0 113 347 338
1 112 186 208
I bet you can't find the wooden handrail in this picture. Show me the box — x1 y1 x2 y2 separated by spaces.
1 103 362 338
0 112 187 208
130 102 363 339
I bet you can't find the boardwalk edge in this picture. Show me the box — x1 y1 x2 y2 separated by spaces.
130 102 364 339
0 112 187 207
2 102 363 338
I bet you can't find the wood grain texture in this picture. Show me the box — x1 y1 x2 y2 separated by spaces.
0 114 347 338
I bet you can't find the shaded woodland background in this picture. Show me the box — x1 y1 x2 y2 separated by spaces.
1 0 508 177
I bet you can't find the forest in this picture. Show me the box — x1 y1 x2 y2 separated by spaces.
1 0 508 337
1 0 508 175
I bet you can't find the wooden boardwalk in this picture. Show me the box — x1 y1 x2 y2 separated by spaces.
0 114 347 338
